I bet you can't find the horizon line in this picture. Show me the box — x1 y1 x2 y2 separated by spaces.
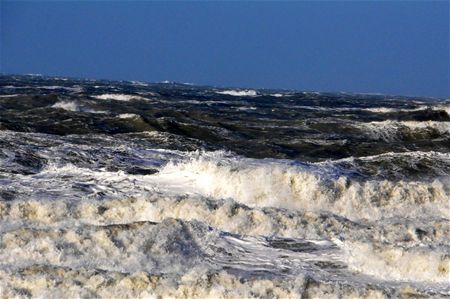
1 72 448 100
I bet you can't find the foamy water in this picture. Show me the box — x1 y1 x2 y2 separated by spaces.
52 101 108 114
0 75 449 298
92 93 150 101
216 89 258 96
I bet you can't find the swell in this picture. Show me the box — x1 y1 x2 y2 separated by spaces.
1 87 449 161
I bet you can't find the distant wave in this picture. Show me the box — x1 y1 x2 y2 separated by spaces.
365 105 450 115
92 93 149 101
216 90 258 96
2 85 83 93
40 85 83 93
355 120 450 141
117 113 140 119
0 94 19 98
270 93 285 97
51 101 107 114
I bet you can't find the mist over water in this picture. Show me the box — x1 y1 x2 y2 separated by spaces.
0 75 449 298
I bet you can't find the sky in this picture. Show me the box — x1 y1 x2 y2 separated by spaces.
1 1 449 98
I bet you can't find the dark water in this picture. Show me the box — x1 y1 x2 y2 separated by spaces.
0 75 449 298
2 75 449 161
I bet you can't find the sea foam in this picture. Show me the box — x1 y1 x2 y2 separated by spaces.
216 90 258 97
51 101 107 114
92 94 149 101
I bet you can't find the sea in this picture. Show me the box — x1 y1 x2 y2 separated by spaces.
0 75 449 298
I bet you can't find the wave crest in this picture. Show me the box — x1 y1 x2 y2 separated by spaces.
157 152 450 220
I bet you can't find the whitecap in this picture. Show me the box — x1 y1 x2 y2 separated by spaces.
39 85 83 93
216 90 258 97
51 101 107 114
355 120 450 141
271 93 284 97
236 106 257 111
117 113 140 119
92 94 149 101
365 105 450 115
151 151 450 221
344 241 450 283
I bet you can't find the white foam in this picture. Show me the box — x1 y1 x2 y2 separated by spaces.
1 85 82 92
40 85 83 92
92 94 149 101
51 101 79 111
0 94 19 98
344 241 450 283
322 150 450 165
130 80 149 86
8 147 447 222
236 106 257 111
1 143 448 296
365 105 450 115
152 151 450 221
118 113 140 119
216 90 258 97
51 101 107 114
281 105 450 115
364 107 420 113
356 120 450 141
1 126 449 296
435 104 450 115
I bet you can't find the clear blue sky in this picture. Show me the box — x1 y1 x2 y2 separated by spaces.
1 1 449 97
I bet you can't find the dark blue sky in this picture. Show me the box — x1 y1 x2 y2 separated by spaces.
1 1 449 97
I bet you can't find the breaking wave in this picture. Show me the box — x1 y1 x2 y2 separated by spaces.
51 101 107 114
355 120 450 141
1 75 449 298
157 151 450 220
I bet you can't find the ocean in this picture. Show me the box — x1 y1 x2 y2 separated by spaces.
0 75 449 298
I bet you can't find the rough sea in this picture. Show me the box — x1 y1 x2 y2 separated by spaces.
0 75 449 298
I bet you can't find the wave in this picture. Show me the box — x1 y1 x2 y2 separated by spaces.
344 241 449 283
1 85 82 93
39 85 83 93
2 219 444 298
1 145 448 296
0 94 19 98
352 120 450 141
92 94 150 101
2 189 448 246
2 140 448 221
0 198 447 288
283 105 450 120
365 105 450 116
51 101 107 114
155 151 449 220
117 113 140 119
216 90 258 97
321 151 450 180
364 107 423 113
2 73 450 297
236 106 258 111
270 93 285 97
